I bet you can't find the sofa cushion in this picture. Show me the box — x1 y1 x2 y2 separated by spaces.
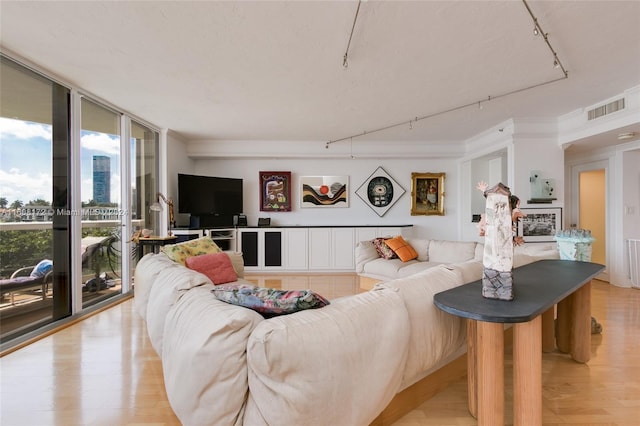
406 238 430 261
161 236 222 265
186 252 238 285
226 251 245 278
133 253 180 320
372 237 398 259
355 240 380 273
244 287 410 426
362 257 410 279
146 266 212 355
384 235 419 262
377 266 467 390
162 285 264 426
428 239 478 264
212 285 330 317
397 261 445 278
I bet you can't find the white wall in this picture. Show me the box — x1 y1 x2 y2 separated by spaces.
189 157 461 240
165 131 196 227
622 148 640 286
623 149 640 239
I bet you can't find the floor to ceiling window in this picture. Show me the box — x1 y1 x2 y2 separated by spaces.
0 54 159 348
79 98 123 308
0 55 63 340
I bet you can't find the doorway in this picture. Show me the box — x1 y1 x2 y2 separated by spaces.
576 167 607 280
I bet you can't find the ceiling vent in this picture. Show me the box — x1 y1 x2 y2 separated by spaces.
587 98 625 120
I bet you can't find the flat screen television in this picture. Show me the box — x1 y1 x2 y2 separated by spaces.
178 174 243 226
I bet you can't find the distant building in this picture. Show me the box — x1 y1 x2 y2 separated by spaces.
93 155 111 204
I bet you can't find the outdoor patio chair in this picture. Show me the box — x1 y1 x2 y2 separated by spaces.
0 259 53 305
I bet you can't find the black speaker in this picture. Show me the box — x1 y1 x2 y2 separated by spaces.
234 214 247 227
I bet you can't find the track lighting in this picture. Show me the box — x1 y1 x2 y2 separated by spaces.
326 0 569 148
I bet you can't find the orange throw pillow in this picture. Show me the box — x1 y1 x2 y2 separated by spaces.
384 236 418 262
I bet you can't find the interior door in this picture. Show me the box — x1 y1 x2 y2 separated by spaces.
572 162 608 281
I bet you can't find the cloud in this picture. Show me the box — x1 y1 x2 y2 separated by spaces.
0 168 52 203
81 132 120 155
0 117 52 140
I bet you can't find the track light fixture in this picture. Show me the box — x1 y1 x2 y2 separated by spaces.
326 0 569 148
342 0 362 69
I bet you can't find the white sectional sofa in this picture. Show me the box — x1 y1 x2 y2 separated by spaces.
134 235 559 425
356 237 560 289
134 251 487 426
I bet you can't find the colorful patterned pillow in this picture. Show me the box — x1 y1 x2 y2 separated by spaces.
179 236 222 256
372 237 398 259
212 285 330 318
384 235 418 262
185 252 238 285
161 236 222 265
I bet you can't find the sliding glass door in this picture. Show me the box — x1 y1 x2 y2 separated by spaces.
79 98 123 308
0 55 68 339
0 54 159 346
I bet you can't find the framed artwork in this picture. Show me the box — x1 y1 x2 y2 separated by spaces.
518 207 562 242
259 171 292 212
411 172 445 216
356 166 405 217
300 176 348 208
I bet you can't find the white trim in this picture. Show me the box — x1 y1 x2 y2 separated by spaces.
70 89 83 314
120 115 132 294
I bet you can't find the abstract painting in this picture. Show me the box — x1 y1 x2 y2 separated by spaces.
356 167 405 217
260 171 292 212
300 176 349 208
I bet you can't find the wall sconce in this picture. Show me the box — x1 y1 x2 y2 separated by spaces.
150 192 176 236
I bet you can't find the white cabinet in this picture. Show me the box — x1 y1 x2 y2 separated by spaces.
205 228 237 251
240 226 411 272
309 229 332 270
172 228 204 243
308 228 355 271
173 227 237 251
238 228 283 271
284 228 308 270
332 228 355 270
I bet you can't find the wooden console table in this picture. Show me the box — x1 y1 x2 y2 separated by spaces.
434 259 604 426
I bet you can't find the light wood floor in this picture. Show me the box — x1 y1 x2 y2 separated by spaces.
1 275 639 426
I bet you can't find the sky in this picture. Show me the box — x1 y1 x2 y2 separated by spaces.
0 117 122 205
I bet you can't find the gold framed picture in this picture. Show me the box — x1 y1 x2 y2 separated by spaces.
411 172 445 216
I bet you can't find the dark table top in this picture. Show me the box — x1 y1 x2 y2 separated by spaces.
434 259 605 323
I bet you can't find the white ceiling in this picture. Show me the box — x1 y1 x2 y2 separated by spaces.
1 1 639 148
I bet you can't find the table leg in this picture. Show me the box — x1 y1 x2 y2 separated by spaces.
477 321 504 426
556 296 573 353
466 320 477 418
514 316 542 426
541 307 555 352
571 280 592 363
